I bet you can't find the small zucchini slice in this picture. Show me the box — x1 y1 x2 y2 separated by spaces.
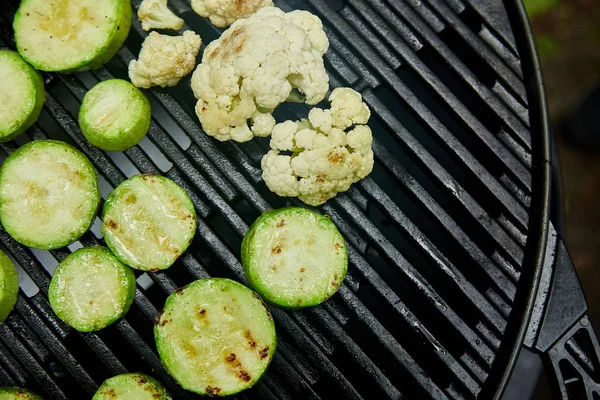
13 0 132 73
48 246 135 332
0 387 43 399
0 251 19 323
242 207 347 309
154 278 276 396
101 175 196 272
0 50 44 142
79 79 151 151
0 140 100 250
93 373 171 400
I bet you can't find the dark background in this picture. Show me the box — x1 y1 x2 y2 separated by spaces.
524 0 600 397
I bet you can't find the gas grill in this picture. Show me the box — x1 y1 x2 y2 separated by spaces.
0 0 598 398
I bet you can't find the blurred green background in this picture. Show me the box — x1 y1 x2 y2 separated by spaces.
523 0 600 397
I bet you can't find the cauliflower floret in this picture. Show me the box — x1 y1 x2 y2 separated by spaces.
191 0 273 28
190 6 329 142
262 88 374 206
129 31 201 88
138 0 184 31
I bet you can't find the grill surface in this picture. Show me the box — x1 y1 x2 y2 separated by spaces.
0 0 542 398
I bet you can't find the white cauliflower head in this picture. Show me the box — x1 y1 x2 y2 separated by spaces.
190 6 329 142
191 0 273 28
261 88 374 206
129 31 201 88
138 0 184 31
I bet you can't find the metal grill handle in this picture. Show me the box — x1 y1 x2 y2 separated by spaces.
525 223 600 399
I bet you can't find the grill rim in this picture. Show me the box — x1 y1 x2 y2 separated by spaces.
481 1 552 398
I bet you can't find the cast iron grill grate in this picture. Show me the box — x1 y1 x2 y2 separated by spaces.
0 0 537 398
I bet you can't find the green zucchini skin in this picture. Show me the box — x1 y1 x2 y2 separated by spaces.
0 140 100 250
79 79 151 151
101 174 197 272
93 373 171 400
0 387 44 399
48 246 136 332
0 50 44 142
154 278 277 396
13 0 132 73
0 250 19 323
242 207 348 309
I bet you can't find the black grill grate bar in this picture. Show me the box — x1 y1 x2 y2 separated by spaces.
14 297 97 393
424 0 525 95
308 0 533 211
366 96 525 269
332 196 496 366
350 0 533 173
79 333 127 376
307 306 403 399
369 139 517 303
360 177 507 336
336 286 453 399
0 324 65 398
0 336 27 386
381 0 532 149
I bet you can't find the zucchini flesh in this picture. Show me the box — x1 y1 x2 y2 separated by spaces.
0 387 43 399
0 251 19 323
154 278 276 396
13 0 132 73
48 246 135 332
242 207 348 308
0 140 100 250
101 175 196 271
0 50 44 142
93 373 171 400
79 79 151 151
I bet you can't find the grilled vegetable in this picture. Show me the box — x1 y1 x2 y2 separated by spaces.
79 79 151 151
13 0 132 73
0 140 100 250
262 88 374 206
154 278 276 396
128 31 201 88
138 0 184 31
48 247 135 332
101 175 196 271
0 251 19 323
191 0 272 28
93 373 171 400
0 387 43 399
0 50 44 142
190 6 329 142
242 207 347 308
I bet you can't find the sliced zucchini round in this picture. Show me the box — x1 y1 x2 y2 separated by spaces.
242 207 348 309
101 174 196 272
0 251 19 323
48 246 135 332
93 373 171 400
13 0 132 73
0 387 43 399
79 79 151 151
154 278 276 396
0 50 44 142
0 140 100 250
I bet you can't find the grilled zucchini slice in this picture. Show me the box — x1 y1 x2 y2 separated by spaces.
79 79 151 151
48 246 136 332
242 207 347 309
93 373 171 400
154 278 276 396
0 50 44 142
0 251 19 323
101 175 196 271
0 387 43 399
13 0 132 73
0 140 100 250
